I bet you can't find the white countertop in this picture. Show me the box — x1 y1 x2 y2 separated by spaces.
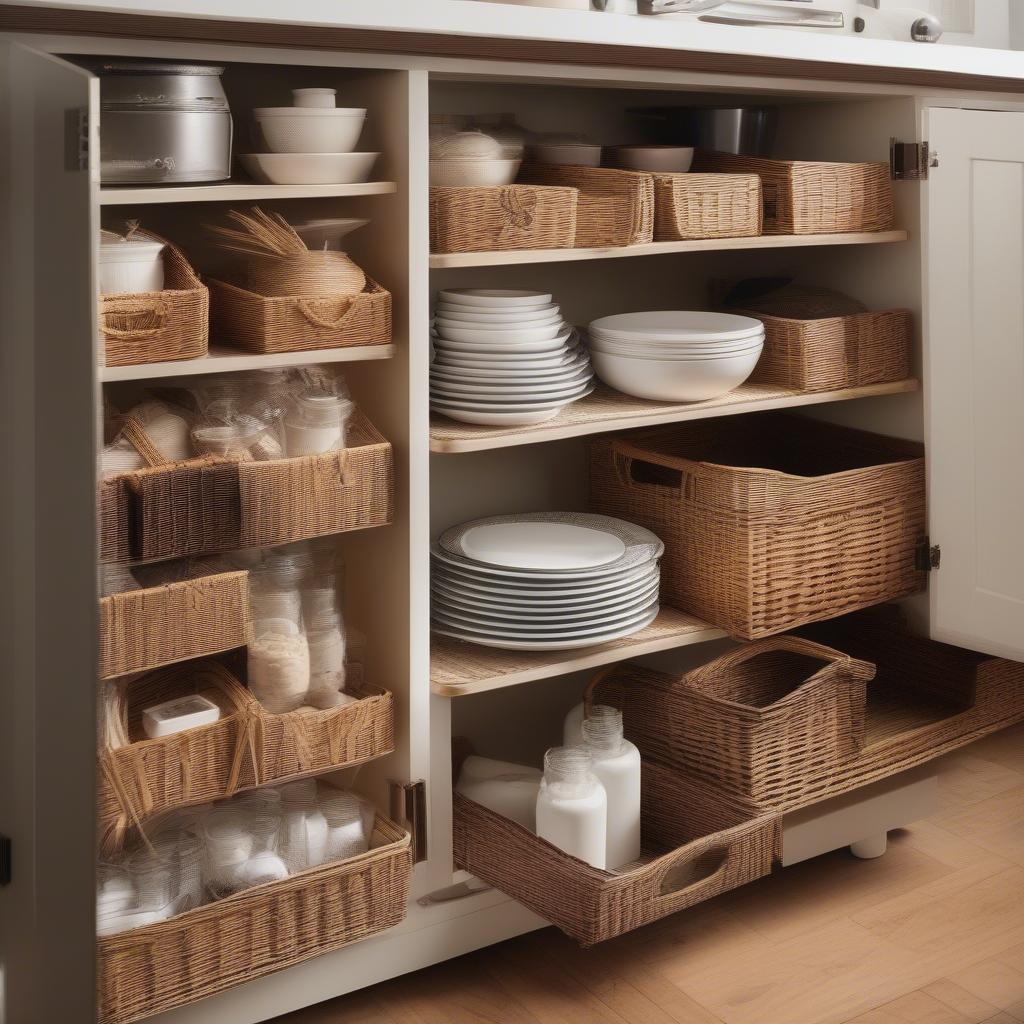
7 0 1024 86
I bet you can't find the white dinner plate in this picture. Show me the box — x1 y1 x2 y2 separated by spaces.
428 358 591 382
428 371 593 395
430 385 594 413
435 303 561 324
438 289 553 308
432 349 583 372
435 321 565 345
431 378 592 403
432 332 571 355
432 560 660 597
432 579 660 618
433 595 660 633
431 406 566 426
458 519 627 571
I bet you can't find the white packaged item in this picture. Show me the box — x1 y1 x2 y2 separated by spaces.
284 394 353 457
582 707 642 870
455 756 541 831
535 747 607 869
240 851 290 886
142 694 221 739
99 229 165 295
248 619 310 714
280 780 329 872
320 789 370 860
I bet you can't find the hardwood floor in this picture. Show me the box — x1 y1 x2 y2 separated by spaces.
278 724 1024 1024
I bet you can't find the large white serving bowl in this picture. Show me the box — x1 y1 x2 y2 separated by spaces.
253 107 366 154
590 343 763 402
586 334 764 358
589 311 765 344
434 320 564 344
239 152 379 185
430 157 521 187
434 303 561 325
438 289 553 308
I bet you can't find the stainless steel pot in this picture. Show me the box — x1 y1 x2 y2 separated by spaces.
89 59 233 184
629 105 778 157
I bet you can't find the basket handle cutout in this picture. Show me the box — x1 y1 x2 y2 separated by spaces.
658 845 730 898
296 297 357 330
101 298 170 339
610 439 694 496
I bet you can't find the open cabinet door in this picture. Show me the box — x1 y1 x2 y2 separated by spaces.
0 44 99 1022
924 107 1024 661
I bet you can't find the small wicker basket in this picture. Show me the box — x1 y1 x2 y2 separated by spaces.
653 172 762 241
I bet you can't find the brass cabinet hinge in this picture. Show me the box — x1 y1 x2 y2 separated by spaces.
891 138 936 180
915 537 941 572
389 779 427 863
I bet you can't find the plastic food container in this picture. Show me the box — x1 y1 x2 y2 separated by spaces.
99 231 165 295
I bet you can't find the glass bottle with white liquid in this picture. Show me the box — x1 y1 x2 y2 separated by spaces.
535 747 607 869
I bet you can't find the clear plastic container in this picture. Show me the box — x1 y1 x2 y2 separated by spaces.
535 747 607 869
248 619 310 715
320 789 370 861
191 422 262 461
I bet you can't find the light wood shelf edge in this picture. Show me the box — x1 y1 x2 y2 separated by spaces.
99 181 398 205
430 378 921 453
429 229 911 269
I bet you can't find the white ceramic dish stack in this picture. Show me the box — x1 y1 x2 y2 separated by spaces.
586 311 766 403
430 288 596 426
242 87 380 185
431 512 663 651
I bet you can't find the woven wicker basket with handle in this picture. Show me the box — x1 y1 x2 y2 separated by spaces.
652 172 762 241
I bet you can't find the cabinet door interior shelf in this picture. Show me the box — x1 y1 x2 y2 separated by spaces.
99 181 398 205
430 379 921 453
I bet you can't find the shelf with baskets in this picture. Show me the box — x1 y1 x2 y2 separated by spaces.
99 181 399 205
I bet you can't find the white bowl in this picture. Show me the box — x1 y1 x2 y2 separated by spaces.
434 303 560 325
587 334 764 358
528 143 602 167
290 217 369 249
590 344 762 402
434 320 565 344
430 157 521 187
239 152 379 185
439 289 553 309
589 311 765 343
254 108 367 154
608 146 695 173
291 88 337 109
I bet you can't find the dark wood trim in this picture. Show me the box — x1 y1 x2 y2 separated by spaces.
2 4 1023 94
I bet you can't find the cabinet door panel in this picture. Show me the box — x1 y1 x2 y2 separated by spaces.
925 107 1024 660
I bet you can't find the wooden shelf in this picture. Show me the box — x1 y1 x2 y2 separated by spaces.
99 181 398 205
100 343 395 382
431 607 725 697
430 378 920 453
429 229 910 269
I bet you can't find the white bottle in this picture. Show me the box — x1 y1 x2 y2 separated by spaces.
582 707 642 870
563 702 618 749
455 756 542 831
535 747 607 869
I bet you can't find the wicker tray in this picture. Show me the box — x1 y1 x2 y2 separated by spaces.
653 172 762 241
590 413 927 640
694 151 895 235
97 815 411 1024
518 163 655 248
208 276 391 354
454 760 778 946
429 184 578 254
99 569 250 679
96 661 395 858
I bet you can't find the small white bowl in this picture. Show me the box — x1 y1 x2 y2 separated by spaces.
430 157 521 187
239 152 379 185
439 289 553 309
254 107 367 154
528 143 602 167
292 88 337 109
608 145 695 173
434 320 565 344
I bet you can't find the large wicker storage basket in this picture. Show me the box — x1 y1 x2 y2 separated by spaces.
100 236 209 368
96 661 395 857
518 163 655 248
590 413 927 639
208 276 391 354
653 172 762 241
99 569 250 679
694 151 895 235
454 760 778 946
429 184 578 254
97 815 412 1024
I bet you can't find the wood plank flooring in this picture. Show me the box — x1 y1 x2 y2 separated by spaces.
278 723 1024 1024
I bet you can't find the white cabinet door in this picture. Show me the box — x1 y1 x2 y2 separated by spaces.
0 43 98 1023
925 107 1024 661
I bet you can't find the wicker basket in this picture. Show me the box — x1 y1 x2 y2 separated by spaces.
590 413 927 639
208 276 391 354
694 151 895 235
100 236 209 368
97 815 412 1024
96 661 396 858
99 568 250 679
653 172 762 241
430 184 578 254
454 759 778 946
518 163 655 248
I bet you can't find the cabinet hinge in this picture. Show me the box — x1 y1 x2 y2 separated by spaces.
915 537 941 572
389 779 427 863
890 138 936 180
0 834 11 886
65 107 89 172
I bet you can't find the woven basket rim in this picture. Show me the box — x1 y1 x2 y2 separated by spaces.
697 150 890 173
734 306 913 329
98 568 248 608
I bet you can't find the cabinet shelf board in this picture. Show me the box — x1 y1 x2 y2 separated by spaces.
429 229 910 269
99 343 395 382
430 378 920 453
99 181 398 205
431 607 725 697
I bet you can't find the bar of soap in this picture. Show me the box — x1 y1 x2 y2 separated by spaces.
142 694 221 739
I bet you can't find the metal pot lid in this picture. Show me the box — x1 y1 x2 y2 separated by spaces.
86 58 226 76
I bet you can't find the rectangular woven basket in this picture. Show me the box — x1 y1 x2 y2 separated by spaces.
590 413 927 639
453 760 778 946
742 307 912 392
97 815 411 1024
96 660 395 859
99 235 209 368
653 172 762 241
429 184 578 254
208 276 392 354
694 151 895 235
518 163 655 247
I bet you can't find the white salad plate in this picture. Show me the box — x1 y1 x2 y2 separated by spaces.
433 596 660 633
456 519 628 571
428 359 590 381
432 351 581 371
432 560 660 597
435 303 561 324
429 406 566 426
434 321 565 345
438 289 553 308
432 579 660 618
429 384 595 413
431 332 571 355
428 371 592 395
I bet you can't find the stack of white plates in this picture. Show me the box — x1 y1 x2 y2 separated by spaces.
587 311 766 403
431 512 663 651
431 289 595 427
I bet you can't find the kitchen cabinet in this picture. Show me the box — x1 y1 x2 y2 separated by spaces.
0 17 1022 1023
